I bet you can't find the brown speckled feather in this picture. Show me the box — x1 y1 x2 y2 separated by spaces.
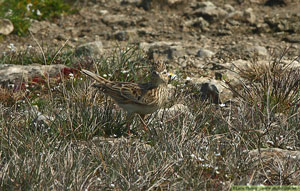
82 69 164 105
81 61 169 120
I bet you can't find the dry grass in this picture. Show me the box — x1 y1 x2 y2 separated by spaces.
0 47 300 190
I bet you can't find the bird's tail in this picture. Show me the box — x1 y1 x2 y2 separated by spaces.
81 69 109 83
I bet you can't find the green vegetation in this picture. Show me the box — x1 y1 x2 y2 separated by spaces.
0 0 76 35
0 47 300 189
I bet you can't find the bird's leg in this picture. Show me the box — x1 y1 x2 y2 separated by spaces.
138 114 149 132
126 113 134 135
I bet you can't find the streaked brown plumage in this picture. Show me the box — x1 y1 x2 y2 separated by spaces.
82 61 170 133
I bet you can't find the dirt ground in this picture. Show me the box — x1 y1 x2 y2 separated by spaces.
1 0 299 63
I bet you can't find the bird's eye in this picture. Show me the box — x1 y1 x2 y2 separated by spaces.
162 71 167 74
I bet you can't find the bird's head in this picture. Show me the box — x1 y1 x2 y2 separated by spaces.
150 61 172 85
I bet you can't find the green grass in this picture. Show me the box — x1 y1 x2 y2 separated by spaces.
0 46 300 190
0 0 76 36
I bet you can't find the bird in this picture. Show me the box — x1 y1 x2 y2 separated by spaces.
81 61 171 134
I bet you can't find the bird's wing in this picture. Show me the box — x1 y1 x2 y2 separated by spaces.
106 82 158 105
82 69 157 105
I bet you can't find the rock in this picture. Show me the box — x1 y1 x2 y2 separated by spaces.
192 1 216 9
121 0 142 6
254 23 271 33
138 0 152 10
221 43 269 60
157 104 193 119
221 59 251 72
101 14 135 27
252 45 268 57
265 0 288 6
140 41 186 60
0 18 14 35
224 4 235 12
189 77 234 103
0 64 67 84
184 17 210 31
196 48 215 58
241 45 269 59
56 34 67 41
137 27 156 37
264 13 300 34
114 31 129 41
167 0 183 5
282 35 300 43
227 8 256 24
112 29 138 41
227 10 243 21
192 1 227 23
99 10 109 15
136 0 184 10
75 41 104 58
198 82 221 104
243 8 256 24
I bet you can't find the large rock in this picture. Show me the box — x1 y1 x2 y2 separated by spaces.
192 1 227 23
75 41 104 58
264 14 300 33
101 14 136 27
183 17 210 31
111 29 138 41
186 77 233 104
196 48 215 58
0 64 68 84
140 41 186 60
227 8 256 24
140 41 211 59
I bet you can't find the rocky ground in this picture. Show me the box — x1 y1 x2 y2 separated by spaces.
1 0 300 102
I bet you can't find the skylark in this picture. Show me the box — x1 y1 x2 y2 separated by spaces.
81 61 170 133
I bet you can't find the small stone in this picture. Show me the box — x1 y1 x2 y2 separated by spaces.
198 82 221 104
184 17 210 31
251 45 269 58
0 18 14 35
112 29 138 41
75 41 104 58
56 34 67 41
99 10 109 15
102 14 134 27
196 48 215 58
244 8 256 24
224 4 235 12
192 1 227 23
140 41 186 60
